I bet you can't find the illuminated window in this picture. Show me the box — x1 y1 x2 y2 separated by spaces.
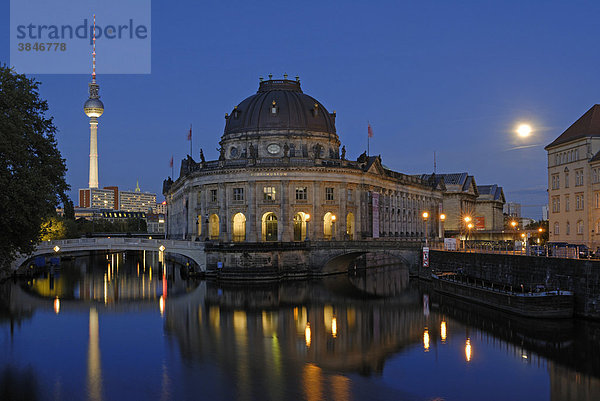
263 186 276 201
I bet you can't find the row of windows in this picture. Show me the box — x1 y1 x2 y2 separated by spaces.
553 149 579 166
198 186 353 203
552 194 585 212
550 169 584 190
553 221 584 235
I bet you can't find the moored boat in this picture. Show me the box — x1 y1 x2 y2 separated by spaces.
431 272 574 318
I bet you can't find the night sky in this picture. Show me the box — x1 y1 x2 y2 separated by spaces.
3 1 600 219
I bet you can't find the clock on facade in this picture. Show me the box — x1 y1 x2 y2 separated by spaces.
267 143 281 154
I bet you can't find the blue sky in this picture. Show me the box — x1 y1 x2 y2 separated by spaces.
3 1 600 219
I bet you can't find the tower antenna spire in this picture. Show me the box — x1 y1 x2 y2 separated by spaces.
92 14 96 82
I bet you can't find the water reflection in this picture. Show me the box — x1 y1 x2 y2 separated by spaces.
1 258 600 400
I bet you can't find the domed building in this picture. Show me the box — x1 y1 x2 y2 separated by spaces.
163 77 444 246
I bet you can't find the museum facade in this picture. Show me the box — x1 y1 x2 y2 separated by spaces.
163 77 445 243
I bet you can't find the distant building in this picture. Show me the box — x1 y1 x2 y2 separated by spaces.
504 202 522 218
153 201 167 215
119 190 156 213
79 184 156 213
420 173 506 238
542 205 549 221
146 213 166 234
79 187 117 209
475 185 506 231
545 104 600 248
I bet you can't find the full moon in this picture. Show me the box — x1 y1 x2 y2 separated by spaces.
516 124 532 138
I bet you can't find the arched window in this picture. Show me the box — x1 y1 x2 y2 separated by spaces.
293 212 309 241
577 220 584 235
346 212 355 240
262 212 278 242
323 212 337 240
232 213 246 242
209 214 220 240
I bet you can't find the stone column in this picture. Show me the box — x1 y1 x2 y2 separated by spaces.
218 183 227 241
340 184 347 239
248 181 257 242
280 180 290 242
313 182 320 240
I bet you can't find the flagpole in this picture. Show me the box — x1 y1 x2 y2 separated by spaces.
367 121 370 156
190 124 193 157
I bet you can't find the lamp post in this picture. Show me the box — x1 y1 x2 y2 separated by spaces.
467 222 473 251
422 211 429 246
464 216 472 251
439 213 446 244
331 214 337 241
510 220 518 254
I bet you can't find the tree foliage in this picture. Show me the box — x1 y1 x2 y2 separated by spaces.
0 65 69 269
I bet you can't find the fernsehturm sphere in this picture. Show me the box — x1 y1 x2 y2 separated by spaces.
83 15 103 189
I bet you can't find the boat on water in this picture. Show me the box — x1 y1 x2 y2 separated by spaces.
431 272 574 319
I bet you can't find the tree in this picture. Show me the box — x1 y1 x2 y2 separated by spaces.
0 66 69 270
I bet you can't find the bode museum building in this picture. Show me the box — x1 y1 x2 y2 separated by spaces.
163 77 445 243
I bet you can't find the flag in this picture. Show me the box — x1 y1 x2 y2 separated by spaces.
187 124 192 141
169 156 173 168
368 123 374 138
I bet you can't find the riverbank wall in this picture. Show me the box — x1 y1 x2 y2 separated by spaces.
430 250 600 319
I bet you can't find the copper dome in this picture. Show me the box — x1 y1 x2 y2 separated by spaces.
223 79 337 138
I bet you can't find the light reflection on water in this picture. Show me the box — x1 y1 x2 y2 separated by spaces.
0 253 599 400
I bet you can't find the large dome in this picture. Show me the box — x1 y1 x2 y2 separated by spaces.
223 78 337 137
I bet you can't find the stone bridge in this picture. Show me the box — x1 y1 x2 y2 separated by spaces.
12 237 206 272
12 238 421 278
204 240 421 278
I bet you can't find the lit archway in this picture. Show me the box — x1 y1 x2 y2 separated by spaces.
323 212 336 240
293 212 309 241
262 212 278 242
346 212 355 240
232 213 246 242
209 214 220 240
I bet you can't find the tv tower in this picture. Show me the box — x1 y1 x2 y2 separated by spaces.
83 14 104 189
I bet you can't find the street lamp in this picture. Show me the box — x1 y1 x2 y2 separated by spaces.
463 216 472 250
510 220 518 253
439 213 446 242
331 214 337 241
467 222 473 251
422 211 429 246
305 213 311 241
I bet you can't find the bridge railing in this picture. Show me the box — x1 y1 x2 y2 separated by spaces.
36 238 205 250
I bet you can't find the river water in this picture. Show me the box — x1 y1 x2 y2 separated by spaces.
0 251 598 401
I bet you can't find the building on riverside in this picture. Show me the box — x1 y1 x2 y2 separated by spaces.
546 104 600 249
163 76 445 242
